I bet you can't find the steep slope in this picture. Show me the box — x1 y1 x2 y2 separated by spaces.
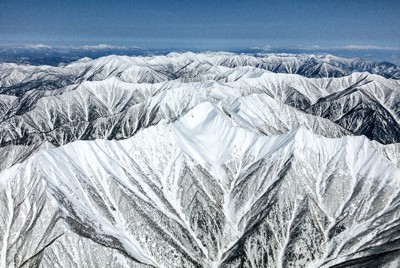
1 65 400 173
1 102 400 267
1 53 399 161
2 53 399 136
1 53 400 267
1 52 399 94
0 73 355 171
230 72 400 144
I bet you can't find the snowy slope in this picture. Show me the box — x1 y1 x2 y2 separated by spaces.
1 102 400 267
1 52 400 92
1 70 363 171
1 53 400 268
1 58 400 172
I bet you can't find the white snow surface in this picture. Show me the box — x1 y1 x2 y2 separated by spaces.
1 52 400 267
1 99 400 267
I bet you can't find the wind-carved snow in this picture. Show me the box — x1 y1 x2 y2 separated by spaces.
1 53 400 267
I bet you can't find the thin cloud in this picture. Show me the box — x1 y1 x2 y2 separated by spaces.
81 44 142 50
25 44 52 49
340 45 399 50
294 45 322 50
82 44 119 50
251 45 272 51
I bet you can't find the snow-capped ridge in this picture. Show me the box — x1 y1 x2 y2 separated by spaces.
1 52 400 267
2 103 400 267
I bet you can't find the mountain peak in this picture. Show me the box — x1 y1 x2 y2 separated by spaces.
1 52 400 267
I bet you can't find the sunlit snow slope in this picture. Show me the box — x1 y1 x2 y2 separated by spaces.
1 53 400 268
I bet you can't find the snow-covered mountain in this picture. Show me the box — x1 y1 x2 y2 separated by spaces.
1 53 400 267
1 52 400 91
1 53 400 170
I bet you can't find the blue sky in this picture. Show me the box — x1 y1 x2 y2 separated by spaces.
0 0 399 50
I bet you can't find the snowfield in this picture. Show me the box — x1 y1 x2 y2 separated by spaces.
0 52 400 267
